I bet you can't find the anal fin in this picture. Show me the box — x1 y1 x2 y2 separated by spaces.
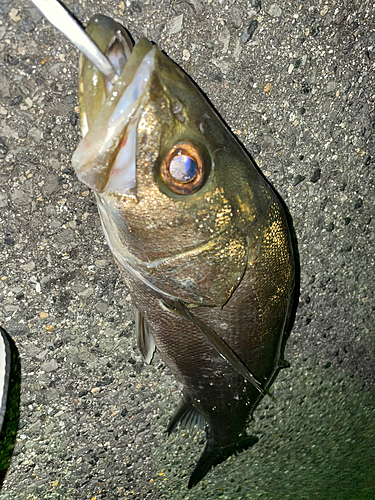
167 398 205 435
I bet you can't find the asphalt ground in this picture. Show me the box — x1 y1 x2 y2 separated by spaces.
0 0 374 499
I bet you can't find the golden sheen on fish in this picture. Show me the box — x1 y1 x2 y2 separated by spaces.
73 15 295 488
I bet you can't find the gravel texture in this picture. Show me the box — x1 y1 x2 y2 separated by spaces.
0 0 374 499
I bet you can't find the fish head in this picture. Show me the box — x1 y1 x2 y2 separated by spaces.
73 15 268 306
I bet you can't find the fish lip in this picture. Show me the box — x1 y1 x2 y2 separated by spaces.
101 47 156 197
73 31 155 196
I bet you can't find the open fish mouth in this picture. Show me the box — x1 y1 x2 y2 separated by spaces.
72 15 156 197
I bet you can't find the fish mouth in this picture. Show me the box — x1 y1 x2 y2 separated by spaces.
72 15 155 196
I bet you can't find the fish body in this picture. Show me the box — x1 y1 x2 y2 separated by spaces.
73 15 295 488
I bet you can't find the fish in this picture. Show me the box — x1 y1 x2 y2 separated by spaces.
72 14 295 488
0 327 21 488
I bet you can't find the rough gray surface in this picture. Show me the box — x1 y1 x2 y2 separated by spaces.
0 0 374 499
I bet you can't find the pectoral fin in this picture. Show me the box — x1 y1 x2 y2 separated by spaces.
160 299 265 396
135 309 156 364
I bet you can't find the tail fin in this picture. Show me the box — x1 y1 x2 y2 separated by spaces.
188 434 259 489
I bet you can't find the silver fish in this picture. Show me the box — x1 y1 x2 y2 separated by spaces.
72 15 296 488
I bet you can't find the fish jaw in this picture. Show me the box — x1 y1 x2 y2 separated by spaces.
75 46 156 196
73 14 155 196
78 15 133 135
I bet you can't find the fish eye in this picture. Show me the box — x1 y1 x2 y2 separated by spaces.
160 142 206 195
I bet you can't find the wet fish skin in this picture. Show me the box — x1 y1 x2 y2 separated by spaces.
74 15 295 488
